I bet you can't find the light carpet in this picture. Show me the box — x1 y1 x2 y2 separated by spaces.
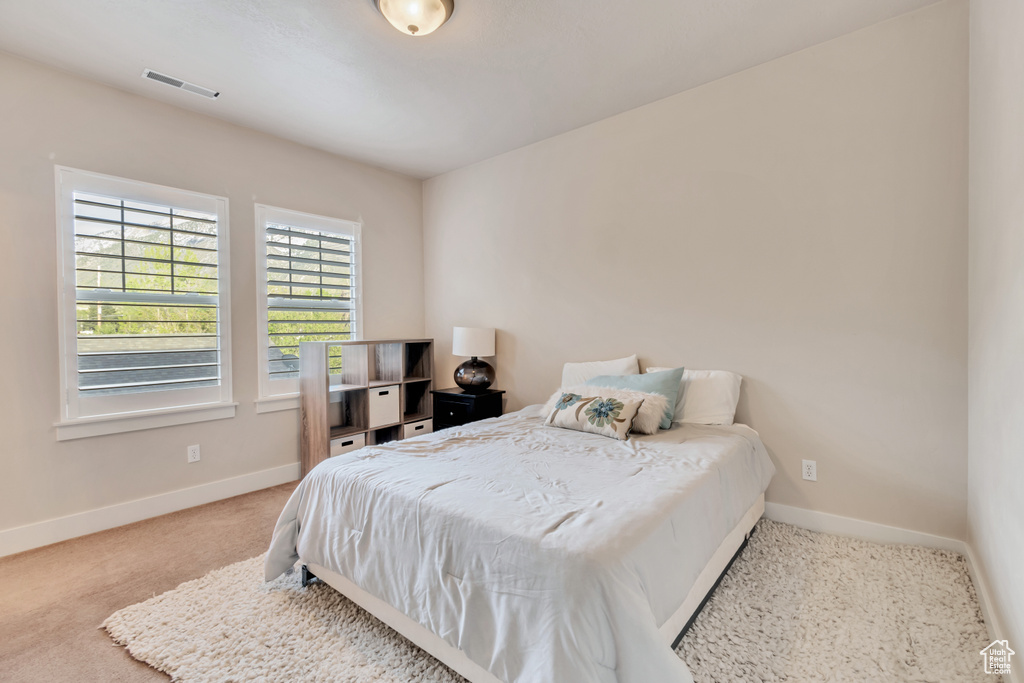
104 520 994 682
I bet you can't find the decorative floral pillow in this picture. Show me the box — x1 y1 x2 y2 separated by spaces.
545 391 644 440
542 385 668 434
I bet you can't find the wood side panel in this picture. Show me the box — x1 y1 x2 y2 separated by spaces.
300 341 330 478
423 341 434 380
424 342 433 415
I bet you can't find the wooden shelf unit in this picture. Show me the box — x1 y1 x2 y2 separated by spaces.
300 339 434 477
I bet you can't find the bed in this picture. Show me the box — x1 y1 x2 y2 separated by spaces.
265 405 775 683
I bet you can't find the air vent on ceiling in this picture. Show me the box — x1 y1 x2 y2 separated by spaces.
142 69 219 99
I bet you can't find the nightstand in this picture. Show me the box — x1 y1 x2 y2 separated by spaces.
432 387 505 430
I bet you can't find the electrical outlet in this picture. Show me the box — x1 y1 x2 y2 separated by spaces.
187 444 201 464
802 459 817 481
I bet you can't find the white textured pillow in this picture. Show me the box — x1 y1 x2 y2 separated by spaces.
543 385 669 435
561 354 638 387
646 367 742 425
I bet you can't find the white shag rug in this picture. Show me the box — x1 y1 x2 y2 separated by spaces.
104 520 994 682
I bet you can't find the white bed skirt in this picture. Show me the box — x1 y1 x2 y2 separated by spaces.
305 493 765 683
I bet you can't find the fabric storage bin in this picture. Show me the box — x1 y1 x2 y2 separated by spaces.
330 433 365 456
368 385 400 428
402 419 433 439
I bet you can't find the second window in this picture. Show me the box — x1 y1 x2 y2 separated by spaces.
256 205 362 400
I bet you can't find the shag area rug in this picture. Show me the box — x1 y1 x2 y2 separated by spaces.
104 520 994 682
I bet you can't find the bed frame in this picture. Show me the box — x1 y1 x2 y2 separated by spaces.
303 493 765 683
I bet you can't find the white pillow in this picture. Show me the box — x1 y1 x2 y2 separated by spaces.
561 354 638 387
646 367 742 425
543 385 669 435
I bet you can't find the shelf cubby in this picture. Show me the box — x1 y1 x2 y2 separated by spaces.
327 388 367 436
338 344 369 386
403 380 432 422
330 424 367 440
404 341 433 382
368 425 402 446
372 343 404 384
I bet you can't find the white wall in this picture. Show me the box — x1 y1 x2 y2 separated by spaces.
424 1 969 539
0 52 423 539
968 0 1024 652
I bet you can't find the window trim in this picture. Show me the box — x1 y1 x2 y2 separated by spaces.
54 166 233 434
54 402 238 441
255 204 362 407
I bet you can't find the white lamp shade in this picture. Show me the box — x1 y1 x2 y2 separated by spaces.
453 327 495 357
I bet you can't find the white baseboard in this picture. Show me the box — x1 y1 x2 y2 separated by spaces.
963 544 1022 683
765 502 1020 682
763 501 966 552
0 462 299 558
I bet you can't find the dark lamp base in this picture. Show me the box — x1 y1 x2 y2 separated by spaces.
454 357 495 394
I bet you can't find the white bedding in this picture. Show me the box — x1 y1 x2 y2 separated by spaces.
266 406 775 683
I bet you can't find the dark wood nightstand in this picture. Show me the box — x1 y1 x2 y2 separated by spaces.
431 387 505 430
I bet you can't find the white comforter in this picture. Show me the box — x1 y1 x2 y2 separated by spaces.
266 407 775 683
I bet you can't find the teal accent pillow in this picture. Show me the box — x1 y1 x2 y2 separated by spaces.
586 367 684 430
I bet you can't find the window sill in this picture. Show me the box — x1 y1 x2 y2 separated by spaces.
55 402 238 441
255 395 300 414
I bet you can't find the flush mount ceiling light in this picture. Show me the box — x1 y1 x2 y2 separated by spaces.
375 0 454 36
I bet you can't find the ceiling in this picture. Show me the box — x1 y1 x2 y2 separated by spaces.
0 0 939 178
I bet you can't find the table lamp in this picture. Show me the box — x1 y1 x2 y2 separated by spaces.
453 327 495 393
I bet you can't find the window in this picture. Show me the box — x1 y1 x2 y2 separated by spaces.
256 205 361 404
55 167 233 437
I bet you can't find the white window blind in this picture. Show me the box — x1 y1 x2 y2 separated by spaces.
256 205 361 400
73 193 221 394
56 167 232 425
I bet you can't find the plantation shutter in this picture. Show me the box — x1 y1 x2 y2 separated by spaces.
72 193 223 397
264 223 356 380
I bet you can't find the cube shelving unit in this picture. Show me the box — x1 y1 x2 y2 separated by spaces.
299 338 434 477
